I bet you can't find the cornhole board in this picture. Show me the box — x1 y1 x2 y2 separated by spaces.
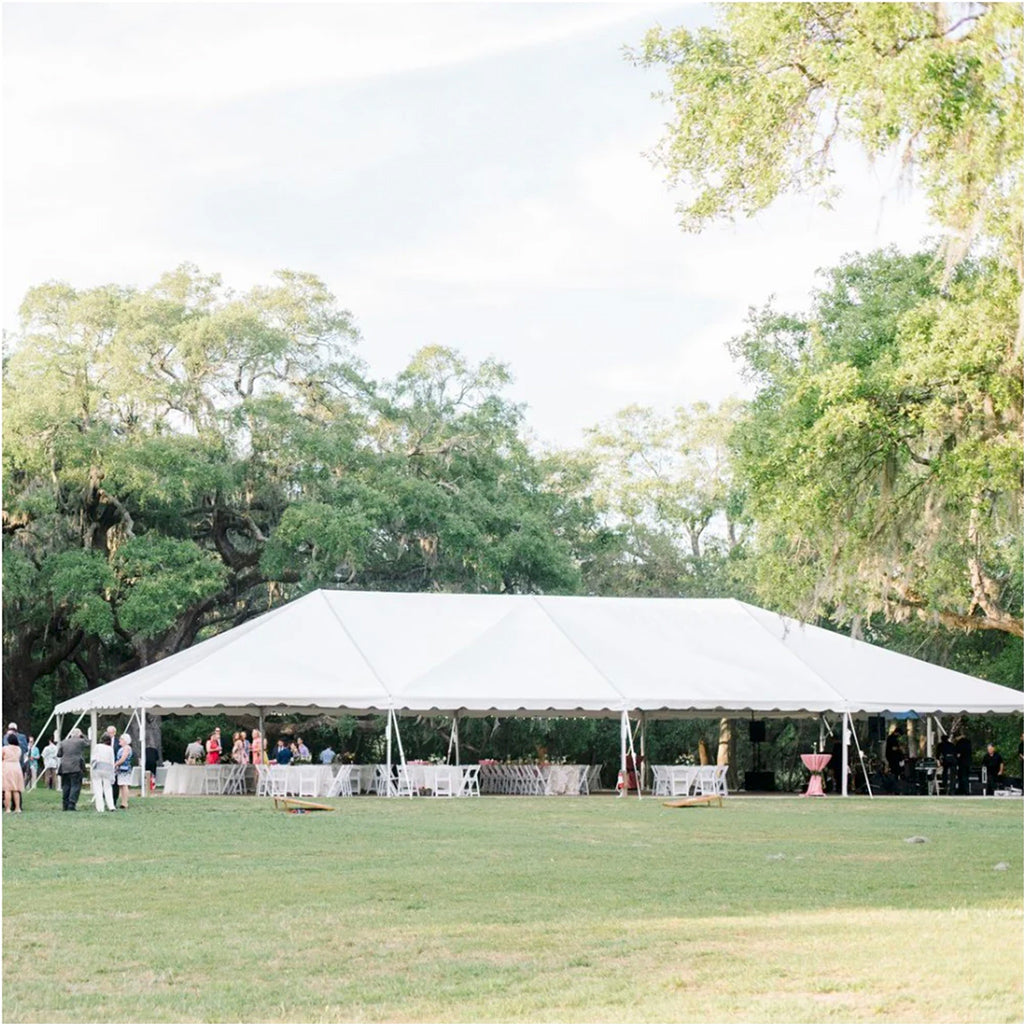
662 794 723 808
273 796 335 813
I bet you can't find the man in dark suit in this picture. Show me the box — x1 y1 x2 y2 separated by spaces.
57 728 87 810
954 732 973 794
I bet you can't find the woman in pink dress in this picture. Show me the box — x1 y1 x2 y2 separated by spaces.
251 729 263 765
2 734 25 813
205 729 221 765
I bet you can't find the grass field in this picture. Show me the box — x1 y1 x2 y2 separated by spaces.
2 788 1022 1023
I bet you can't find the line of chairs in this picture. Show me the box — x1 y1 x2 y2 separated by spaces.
651 764 729 799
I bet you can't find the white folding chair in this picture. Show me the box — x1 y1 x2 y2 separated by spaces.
459 764 480 797
651 765 670 797
668 766 693 797
696 765 718 796
326 765 354 797
297 767 320 798
254 764 272 797
371 764 394 796
587 764 602 794
268 765 289 798
395 764 417 798
432 767 455 797
202 765 223 795
222 763 247 795
577 765 590 796
712 764 729 797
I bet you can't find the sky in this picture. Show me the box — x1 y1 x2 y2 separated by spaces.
2 2 937 450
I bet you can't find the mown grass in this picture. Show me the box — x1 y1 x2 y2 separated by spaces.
3 789 1022 1023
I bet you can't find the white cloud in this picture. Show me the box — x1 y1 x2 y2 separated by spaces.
4 3 675 112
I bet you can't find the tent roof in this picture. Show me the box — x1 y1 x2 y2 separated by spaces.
53 590 1024 718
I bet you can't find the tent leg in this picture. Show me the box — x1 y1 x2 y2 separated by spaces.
639 712 647 793
89 711 98 745
847 712 873 799
618 711 627 798
385 708 393 798
841 713 849 796
57 715 64 742
390 708 410 798
140 706 147 799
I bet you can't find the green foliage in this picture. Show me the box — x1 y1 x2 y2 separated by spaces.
2 269 590 730
730 248 1023 636
633 3 1023 271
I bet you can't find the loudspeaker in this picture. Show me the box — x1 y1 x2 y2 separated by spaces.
749 720 766 743
744 770 775 791
867 716 886 743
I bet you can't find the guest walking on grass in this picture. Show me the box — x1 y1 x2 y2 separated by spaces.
114 734 133 809
3 733 25 813
57 728 86 811
90 734 116 812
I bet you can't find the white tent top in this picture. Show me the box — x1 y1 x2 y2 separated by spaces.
53 590 1024 718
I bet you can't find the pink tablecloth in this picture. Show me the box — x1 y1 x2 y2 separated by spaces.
800 753 831 797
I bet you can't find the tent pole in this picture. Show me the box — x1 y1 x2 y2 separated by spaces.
57 715 64 741
28 711 57 789
453 712 460 766
627 713 641 801
391 708 410 798
818 715 826 754
639 712 647 793
259 710 266 763
385 708 393 798
140 706 147 800
847 712 873 799
841 713 849 796
618 711 627 798
89 711 98 745
926 716 934 758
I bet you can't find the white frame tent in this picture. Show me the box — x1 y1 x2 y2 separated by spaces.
50 590 1024 797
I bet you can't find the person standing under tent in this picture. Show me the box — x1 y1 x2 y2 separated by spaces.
184 738 204 764
251 729 263 766
954 732 973 794
241 731 250 763
104 726 121 805
274 740 293 765
205 729 221 765
319 745 336 765
885 727 905 790
57 728 87 811
90 734 116 812
937 734 957 795
27 737 40 787
231 732 245 764
114 734 133 809
41 736 59 789
981 743 1004 796
3 733 25 813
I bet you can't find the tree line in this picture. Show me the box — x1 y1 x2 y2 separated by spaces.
4 3 1021 740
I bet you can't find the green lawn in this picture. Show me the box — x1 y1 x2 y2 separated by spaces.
3 789 1022 1023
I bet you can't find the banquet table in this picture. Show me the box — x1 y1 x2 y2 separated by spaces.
800 753 831 797
263 763 337 797
162 764 250 795
402 763 466 795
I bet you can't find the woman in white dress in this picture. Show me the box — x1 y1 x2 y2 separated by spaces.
90 734 116 812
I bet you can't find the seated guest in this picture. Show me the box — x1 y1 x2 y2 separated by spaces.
275 740 293 765
319 745 336 765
